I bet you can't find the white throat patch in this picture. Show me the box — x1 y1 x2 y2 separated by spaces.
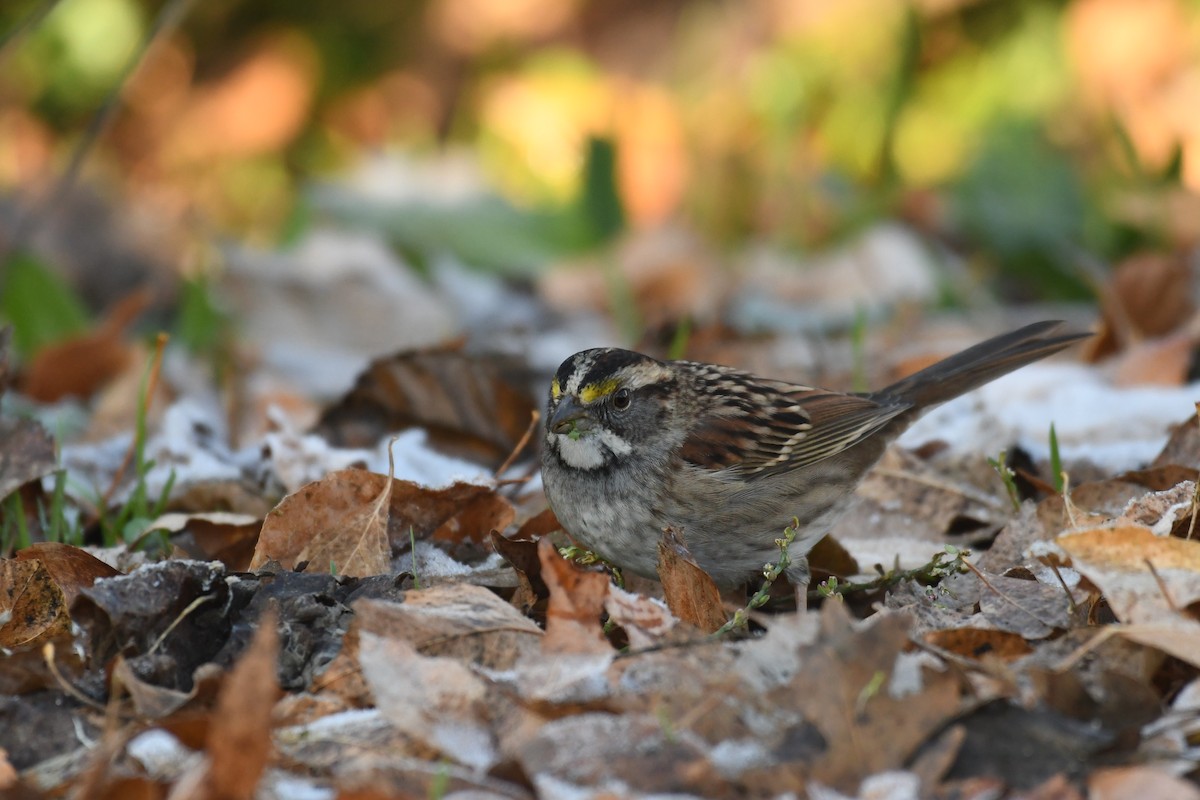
551 428 632 470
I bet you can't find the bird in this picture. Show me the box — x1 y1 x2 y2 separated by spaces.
540 321 1088 591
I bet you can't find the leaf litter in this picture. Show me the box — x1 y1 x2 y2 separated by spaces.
5 260 1200 798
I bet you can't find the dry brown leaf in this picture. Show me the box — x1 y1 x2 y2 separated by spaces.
754 604 961 793
1084 252 1194 362
923 627 1033 661
978 573 1075 639
357 588 541 667
313 344 538 469
657 526 727 633
1110 332 1196 386
0 747 15 790
1152 412 1200 470
538 538 611 654
204 608 280 800
390 480 514 555
21 288 152 402
153 512 264 572
250 468 393 577
489 531 546 606
358 630 496 770
1058 525 1200 623
12 543 121 607
604 585 680 649
1107 622 1200 670
1088 765 1200 800
0 418 56 500
113 659 224 720
0 558 71 651
314 588 541 710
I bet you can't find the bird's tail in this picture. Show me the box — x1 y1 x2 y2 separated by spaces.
875 321 1089 411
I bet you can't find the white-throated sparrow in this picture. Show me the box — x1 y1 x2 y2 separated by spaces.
541 321 1087 589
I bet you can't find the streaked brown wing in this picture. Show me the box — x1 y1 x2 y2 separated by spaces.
679 384 911 477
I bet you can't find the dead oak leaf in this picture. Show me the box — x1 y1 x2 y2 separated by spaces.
758 603 961 793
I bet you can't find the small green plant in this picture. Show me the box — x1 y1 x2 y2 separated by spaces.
816 544 970 603
99 335 175 548
1048 422 1064 493
559 544 624 588
1 492 30 554
987 449 1021 511
428 761 451 800
851 305 869 394
667 317 692 361
715 517 799 635
0 469 86 553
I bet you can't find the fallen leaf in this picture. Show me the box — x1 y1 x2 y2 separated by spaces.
313 344 538 469
204 607 280 800
538 538 611 654
604 585 680 649
20 288 152 402
0 559 71 651
358 630 496 770
390 480 514 555
0 418 56 501
657 527 727 633
978 573 1075 639
1084 251 1194 362
72 560 232 686
357 588 541 666
313 588 540 710
0 747 15 790
489 531 546 610
152 512 262 572
944 701 1117 789
1108 622 1200 670
1088 765 1200 800
1152 412 1200 470
112 659 223 720
252 470 514 575
13 543 121 607
1058 525 1200 623
923 627 1033 661
251 468 393 577
753 604 961 792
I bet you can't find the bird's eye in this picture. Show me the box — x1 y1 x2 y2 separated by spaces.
612 387 631 411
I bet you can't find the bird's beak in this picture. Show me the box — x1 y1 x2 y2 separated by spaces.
548 396 593 435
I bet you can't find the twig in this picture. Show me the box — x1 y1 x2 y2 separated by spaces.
1045 561 1079 616
495 409 540 478
961 559 1060 631
147 593 216 656
42 642 106 711
1144 558 1181 614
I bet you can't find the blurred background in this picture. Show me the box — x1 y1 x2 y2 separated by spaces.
1 0 1198 391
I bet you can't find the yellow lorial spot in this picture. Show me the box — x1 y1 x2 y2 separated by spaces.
579 378 619 404
551 378 561 399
